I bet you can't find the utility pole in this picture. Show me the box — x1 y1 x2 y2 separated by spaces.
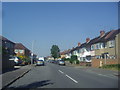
31 40 34 64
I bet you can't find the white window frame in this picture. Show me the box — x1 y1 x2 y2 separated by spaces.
109 40 115 48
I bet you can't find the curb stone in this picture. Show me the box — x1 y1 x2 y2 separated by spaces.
2 68 32 89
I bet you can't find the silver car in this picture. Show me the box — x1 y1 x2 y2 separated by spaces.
58 60 65 66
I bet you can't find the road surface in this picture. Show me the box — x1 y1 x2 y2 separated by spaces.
8 62 118 88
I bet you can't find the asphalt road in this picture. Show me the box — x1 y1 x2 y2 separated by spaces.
8 62 118 88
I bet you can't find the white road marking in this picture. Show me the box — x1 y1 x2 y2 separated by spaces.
58 70 64 74
98 74 116 78
65 74 78 83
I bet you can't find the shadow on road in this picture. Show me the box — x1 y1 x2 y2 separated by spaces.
7 80 53 89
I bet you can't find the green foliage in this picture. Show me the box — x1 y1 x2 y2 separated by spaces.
71 55 77 60
50 45 60 59
76 60 80 64
62 58 70 61
101 64 120 71
69 59 74 64
61 55 79 64
18 55 31 63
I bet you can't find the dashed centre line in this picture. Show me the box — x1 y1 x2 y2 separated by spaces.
65 74 78 83
58 70 78 84
58 70 64 74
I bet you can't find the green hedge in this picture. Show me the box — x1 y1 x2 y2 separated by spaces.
101 64 120 71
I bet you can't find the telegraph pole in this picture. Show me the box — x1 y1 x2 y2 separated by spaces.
31 40 34 64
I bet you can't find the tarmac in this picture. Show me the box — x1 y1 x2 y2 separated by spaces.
1 64 35 89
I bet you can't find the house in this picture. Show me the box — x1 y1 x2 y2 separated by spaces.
1 36 15 56
46 56 54 60
0 36 15 71
91 29 120 67
70 40 95 62
91 30 120 60
14 43 31 57
60 49 71 59
69 29 120 64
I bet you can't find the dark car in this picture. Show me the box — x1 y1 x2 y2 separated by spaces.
36 60 44 66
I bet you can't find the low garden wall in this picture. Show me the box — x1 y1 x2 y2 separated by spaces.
91 58 118 68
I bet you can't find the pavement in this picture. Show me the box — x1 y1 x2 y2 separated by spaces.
1 64 35 89
6 62 119 88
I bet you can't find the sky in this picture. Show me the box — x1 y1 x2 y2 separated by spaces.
2 2 118 57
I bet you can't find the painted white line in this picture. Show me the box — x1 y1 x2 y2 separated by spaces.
98 74 116 78
58 70 64 74
98 74 105 76
65 74 78 83
86 70 98 74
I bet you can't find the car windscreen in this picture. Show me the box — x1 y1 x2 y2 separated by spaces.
38 60 44 61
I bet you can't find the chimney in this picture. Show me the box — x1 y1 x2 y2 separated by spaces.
86 38 90 43
78 42 81 46
100 30 105 37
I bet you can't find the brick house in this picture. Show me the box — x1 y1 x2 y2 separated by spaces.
69 29 120 66
91 29 120 67
14 43 31 57
0 36 15 71
1 36 15 56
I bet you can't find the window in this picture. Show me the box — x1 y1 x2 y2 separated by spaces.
109 40 115 48
19 50 24 53
104 42 107 48
96 43 100 49
100 43 104 49
96 55 101 59
91 45 94 50
15 49 18 53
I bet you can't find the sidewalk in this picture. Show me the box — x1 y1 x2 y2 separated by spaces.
1 64 35 89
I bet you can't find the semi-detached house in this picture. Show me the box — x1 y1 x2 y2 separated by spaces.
70 29 120 63
14 43 31 57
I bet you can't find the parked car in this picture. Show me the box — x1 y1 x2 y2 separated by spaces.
58 60 65 66
36 60 44 66
9 56 23 66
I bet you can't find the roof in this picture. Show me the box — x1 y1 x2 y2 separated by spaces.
14 43 30 51
0 35 15 44
70 29 120 52
105 29 119 41
60 49 71 55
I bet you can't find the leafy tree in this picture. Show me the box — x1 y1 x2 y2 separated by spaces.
50 45 60 59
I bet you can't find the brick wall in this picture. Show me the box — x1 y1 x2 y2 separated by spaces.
91 58 118 68
79 62 91 66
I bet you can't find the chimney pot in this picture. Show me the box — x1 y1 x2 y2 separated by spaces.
78 42 81 46
100 30 105 37
86 38 90 43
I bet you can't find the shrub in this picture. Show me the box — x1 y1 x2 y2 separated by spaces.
102 64 120 71
76 60 80 64
71 55 77 60
18 55 31 64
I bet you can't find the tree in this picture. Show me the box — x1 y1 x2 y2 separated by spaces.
50 45 60 59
